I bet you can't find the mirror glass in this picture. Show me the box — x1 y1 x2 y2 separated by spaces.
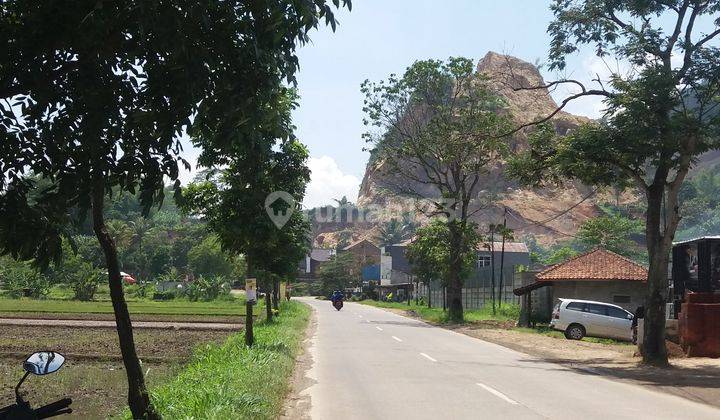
23 352 65 375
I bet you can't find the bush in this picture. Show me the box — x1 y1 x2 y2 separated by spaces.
152 290 177 300
125 282 157 299
183 275 230 301
1 260 50 298
72 267 104 301
47 253 104 301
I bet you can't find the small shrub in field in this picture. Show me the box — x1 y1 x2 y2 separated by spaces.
1 261 50 298
183 275 230 301
125 282 157 299
72 267 104 301
152 290 177 300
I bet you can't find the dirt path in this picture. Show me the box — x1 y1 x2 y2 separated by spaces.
0 317 243 330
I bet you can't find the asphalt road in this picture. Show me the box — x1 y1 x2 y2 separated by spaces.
297 298 720 420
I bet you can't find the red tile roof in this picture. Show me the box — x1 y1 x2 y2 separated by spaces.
536 248 647 282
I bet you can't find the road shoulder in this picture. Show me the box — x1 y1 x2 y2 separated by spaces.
280 302 318 420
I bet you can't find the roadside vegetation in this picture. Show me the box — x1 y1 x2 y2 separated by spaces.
359 300 519 324
138 301 310 420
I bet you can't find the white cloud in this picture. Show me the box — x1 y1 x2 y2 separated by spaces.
304 155 361 208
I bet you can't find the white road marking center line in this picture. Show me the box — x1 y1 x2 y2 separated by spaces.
476 383 519 405
392 336 403 342
376 326 383 331
420 352 437 362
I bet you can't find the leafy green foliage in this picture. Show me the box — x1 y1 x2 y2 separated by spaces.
180 132 312 283
144 301 310 420
47 249 104 301
516 0 720 363
576 215 644 258
363 57 511 321
377 215 417 247
0 258 50 298
187 236 235 279
183 275 231 302
406 220 481 285
317 252 357 295
678 164 720 240
543 246 579 265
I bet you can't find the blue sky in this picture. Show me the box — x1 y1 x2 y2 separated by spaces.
178 1 705 207
292 0 612 207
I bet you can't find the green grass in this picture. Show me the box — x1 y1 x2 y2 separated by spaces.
136 300 310 419
358 300 519 324
514 325 632 345
0 296 249 316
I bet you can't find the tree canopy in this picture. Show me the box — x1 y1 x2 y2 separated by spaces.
0 1 351 416
509 0 720 365
362 57 511 321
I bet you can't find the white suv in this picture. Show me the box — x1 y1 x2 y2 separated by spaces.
550 299 634 341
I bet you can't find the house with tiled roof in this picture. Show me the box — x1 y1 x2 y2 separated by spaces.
514 248 648 314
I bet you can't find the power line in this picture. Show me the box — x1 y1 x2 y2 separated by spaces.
503 188 599 239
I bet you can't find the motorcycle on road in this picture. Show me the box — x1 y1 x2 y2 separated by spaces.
0 351 73 419
333 299 343 311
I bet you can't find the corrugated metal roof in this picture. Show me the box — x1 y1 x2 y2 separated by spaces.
478 242 529 253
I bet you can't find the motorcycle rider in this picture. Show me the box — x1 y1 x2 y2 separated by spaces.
330 290 344 304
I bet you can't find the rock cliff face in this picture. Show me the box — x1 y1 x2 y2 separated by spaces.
356 52 628 245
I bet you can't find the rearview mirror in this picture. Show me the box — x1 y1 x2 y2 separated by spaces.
627 314 634 320
23 352 65 375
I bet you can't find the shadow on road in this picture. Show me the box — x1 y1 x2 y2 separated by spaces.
520 356 720 408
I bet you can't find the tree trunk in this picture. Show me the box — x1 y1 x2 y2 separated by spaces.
446 223 464 322
641 187 670 366
265 283 273 322
272 279 279 311
245 256 254 347
427 282 432 308
92 182 159 420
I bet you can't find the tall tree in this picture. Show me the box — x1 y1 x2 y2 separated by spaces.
508 1 720 365
180 135 311 325
0 1 350 416
406 220 481 310
377 217 414 247
362 57 511 321
576 215 644 259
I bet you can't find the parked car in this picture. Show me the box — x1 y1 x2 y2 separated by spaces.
550 299 634 341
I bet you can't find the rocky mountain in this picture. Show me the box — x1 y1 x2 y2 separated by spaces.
355 52 632 246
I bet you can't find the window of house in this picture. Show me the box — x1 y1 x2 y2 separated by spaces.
613 295 631 304
566 302 585 311
477 255 491 268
